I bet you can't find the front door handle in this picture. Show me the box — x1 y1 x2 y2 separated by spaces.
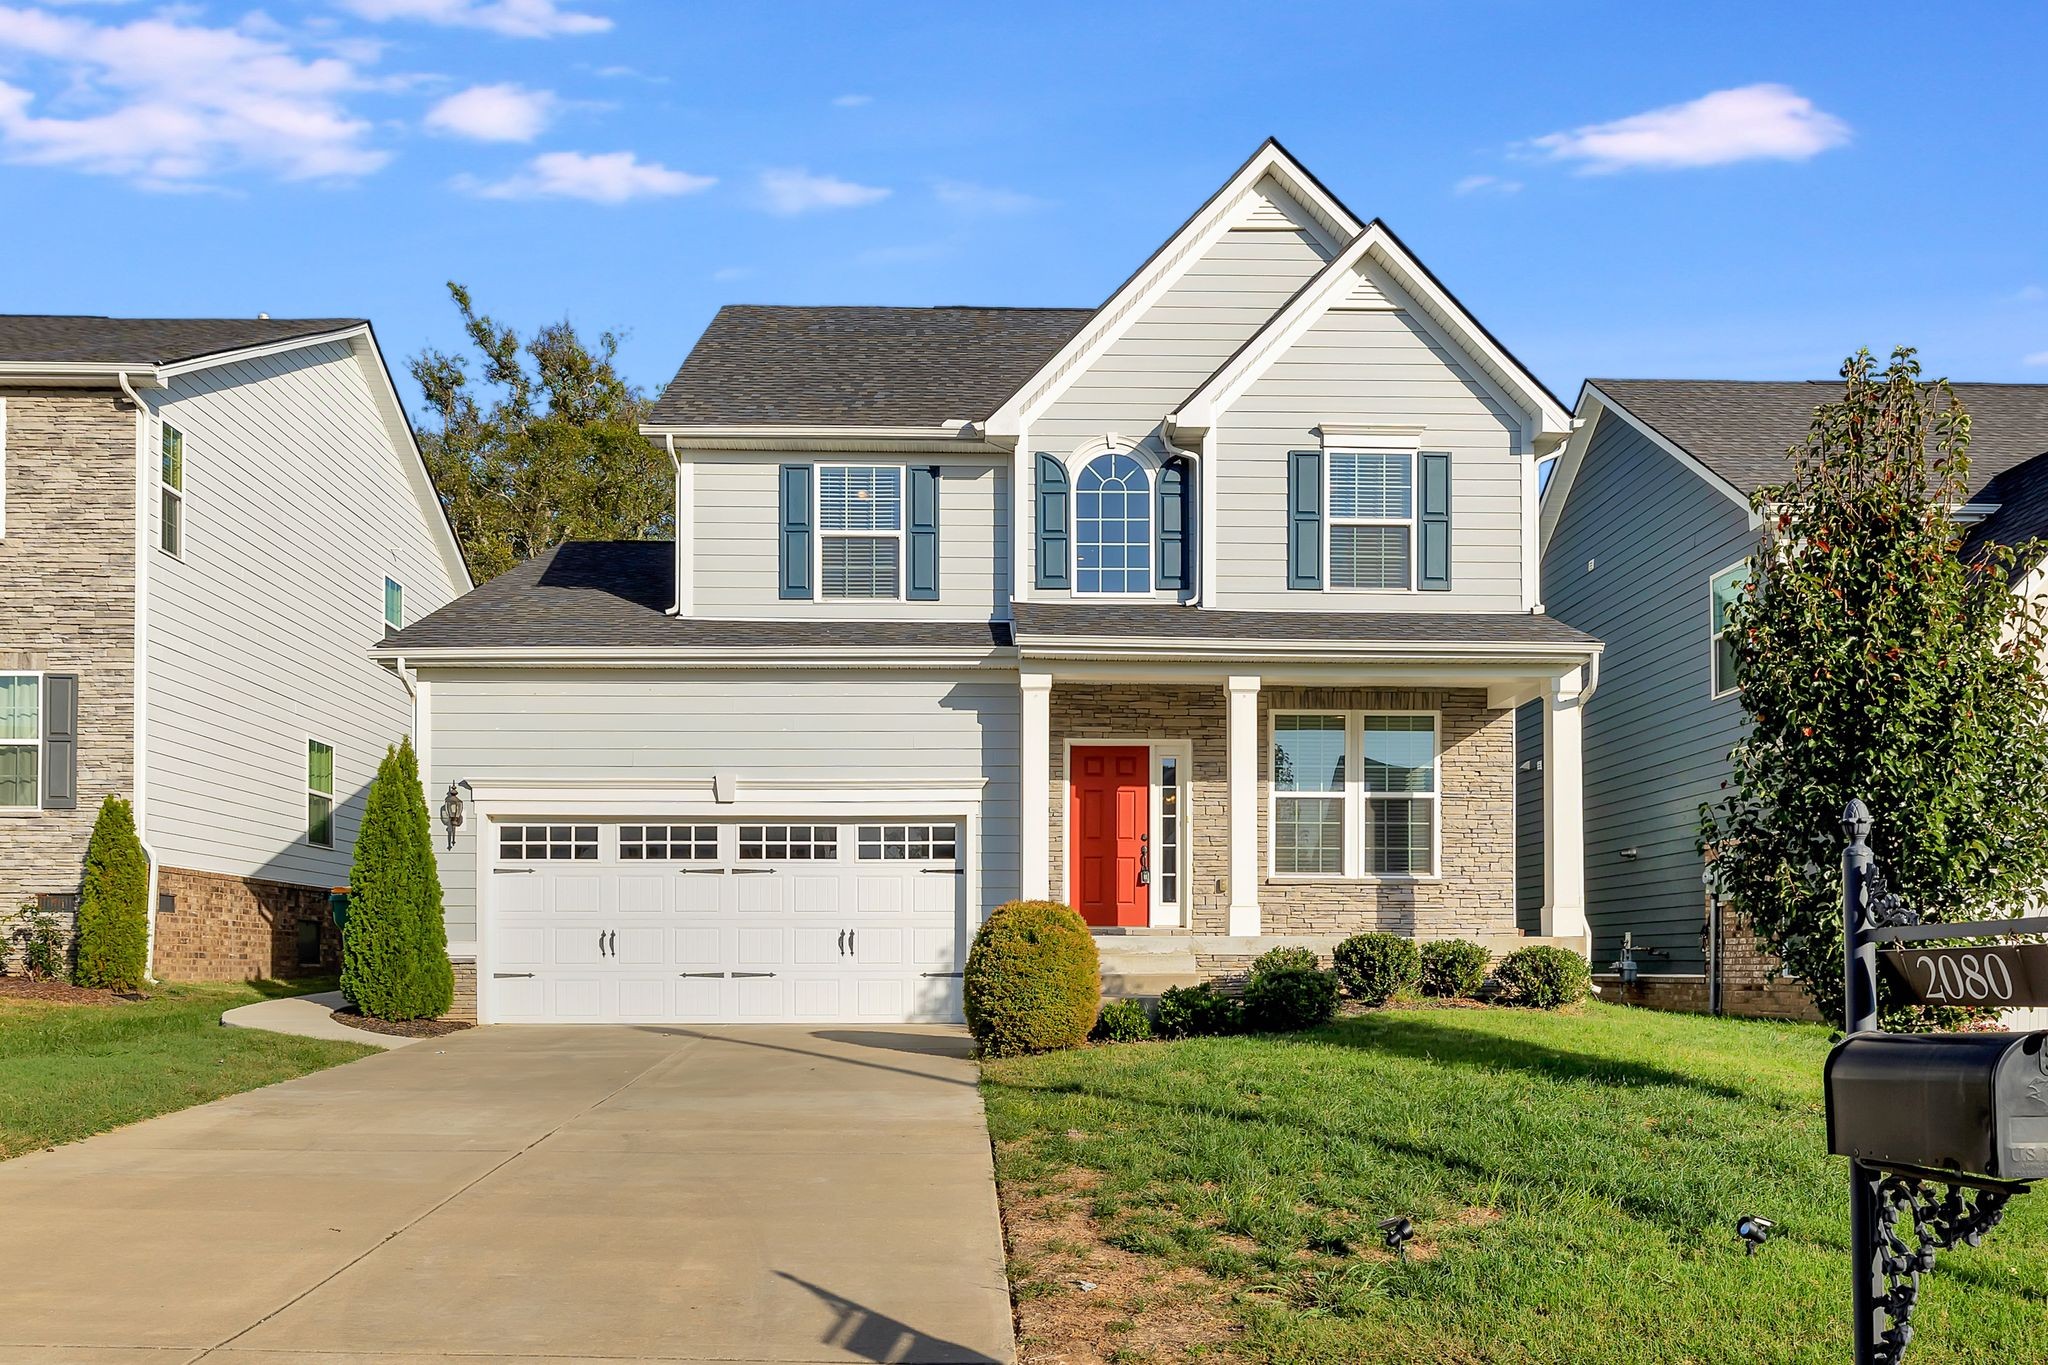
1138 832 1152 887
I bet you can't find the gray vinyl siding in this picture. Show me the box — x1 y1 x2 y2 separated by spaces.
419 668 1021 945
142 339 465 889
1515 700 1542 933
1538 411 1758 970
693 455 1008 619
1212 272 1528 612
1026 215 1332 601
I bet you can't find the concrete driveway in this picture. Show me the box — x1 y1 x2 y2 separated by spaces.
0 1025 1015 1365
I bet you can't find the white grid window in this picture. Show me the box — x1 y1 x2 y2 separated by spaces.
0 673 39 809
738 824 838 860
501 824 599 860
1710 562 1748 697
1074 452 1152 595
1363 716 1437 877
1272 714 1346 874
857 824 958 861
819 465 902 598
159 425 185 558
1327 451 1413 590
1271 711 1440 879
620 824 718 860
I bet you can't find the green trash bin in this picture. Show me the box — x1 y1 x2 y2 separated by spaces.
329 887 350 937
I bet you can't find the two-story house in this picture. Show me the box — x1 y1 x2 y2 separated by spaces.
1523 379 2048 1018
0 317 469 981
380 141 1602 1025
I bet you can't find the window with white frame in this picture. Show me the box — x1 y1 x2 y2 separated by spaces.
159 424 185 557
1710 561 1749 697
384 577 405 631
818 465 903 598
1157 755 1181 907
1271 711 1439 878
306 739 334 848
1074 452 1153 595
0 673 39 809
1327 450 1413 590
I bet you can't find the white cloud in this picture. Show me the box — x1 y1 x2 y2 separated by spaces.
457 149 713 203
1453 173 1523 196
759 167 888 214
1526 83 1850 173
831 93 871 108
2026 351 2048 367
0 5 387 186
339 0 610 38
424 82 555 141
2016 285 2048 304
934 178 1040 215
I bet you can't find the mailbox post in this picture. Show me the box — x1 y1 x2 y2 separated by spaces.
1840 799 1885 1362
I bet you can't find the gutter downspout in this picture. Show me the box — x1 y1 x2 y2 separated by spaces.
118 369 162 980
664 433 684 617
1159 417 1204 607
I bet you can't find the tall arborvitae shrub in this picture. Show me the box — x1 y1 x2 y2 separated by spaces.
73 796 149 991
342 738 453 1020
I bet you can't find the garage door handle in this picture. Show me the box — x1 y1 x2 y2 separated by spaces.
921 867 966 876
837 929 847 956
921 971 964 979
730 971 776 979
494 972 536 979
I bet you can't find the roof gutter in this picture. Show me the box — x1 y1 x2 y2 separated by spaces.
0 363 165 388
116 369 163 982
640 422 1007 454
1013 635 1602 666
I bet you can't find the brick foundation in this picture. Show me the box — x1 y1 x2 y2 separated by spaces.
152 866 340 981
1599 899 1823 1023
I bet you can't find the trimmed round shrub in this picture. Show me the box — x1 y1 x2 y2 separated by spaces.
1243 965 1340 1032
1419 938 1493 999
1333 932 1421 1006
1250 944 1320 980
74 796 149 992
1092 998 1153 1043
1493 945 1592 1009
1153 982 1244 1039
963 900 1100 1057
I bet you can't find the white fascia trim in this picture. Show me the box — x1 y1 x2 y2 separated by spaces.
1540 384 1760 557
983 142 1364 440
1016 636 1600 665
370 646 1014 670
464 777 985 818
151 326 371 380
0 362 164 386
644 424 1003 453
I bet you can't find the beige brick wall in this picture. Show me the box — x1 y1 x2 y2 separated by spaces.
1045 683 1517 941
0 389 137 922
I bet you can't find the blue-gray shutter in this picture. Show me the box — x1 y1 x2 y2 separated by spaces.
1035 454 1069 590
1287 449 1322 590
1156 456 1191 591
777 464 813 600
42 673 77 810
1419 451 1452 591
907 465 940 601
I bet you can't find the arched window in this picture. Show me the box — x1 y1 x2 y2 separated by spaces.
1074 452 1152 595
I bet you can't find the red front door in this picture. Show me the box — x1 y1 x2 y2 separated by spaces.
1070 745 1150 927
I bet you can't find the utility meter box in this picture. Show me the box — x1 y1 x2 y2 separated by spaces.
1826 1031 2048 1182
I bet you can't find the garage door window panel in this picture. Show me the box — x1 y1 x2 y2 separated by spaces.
739 824 839 860
858 823 958 861
501 824 600 861
620 824 719 860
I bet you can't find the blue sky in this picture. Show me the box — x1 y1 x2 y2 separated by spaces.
1 0 2044 413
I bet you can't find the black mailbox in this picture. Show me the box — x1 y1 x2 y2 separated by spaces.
1826 1031 2048 1182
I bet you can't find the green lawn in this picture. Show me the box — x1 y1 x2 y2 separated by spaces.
983 1002 2048 1364
0 979 376 1160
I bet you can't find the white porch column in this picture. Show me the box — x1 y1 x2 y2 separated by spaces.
1020 671 1053 901
1542 666 1591 951
1227 674 1261 937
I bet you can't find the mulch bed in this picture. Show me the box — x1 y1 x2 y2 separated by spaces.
330 1006 473 1038
0 978 135 1005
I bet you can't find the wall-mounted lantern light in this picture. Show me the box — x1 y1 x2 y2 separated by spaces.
441 782 465 850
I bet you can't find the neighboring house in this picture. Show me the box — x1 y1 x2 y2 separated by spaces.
380 140 1602 1026
0 317 469 980
1523 379 2048 1018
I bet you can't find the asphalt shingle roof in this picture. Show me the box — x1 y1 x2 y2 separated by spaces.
0 315 365 366
646 305 1094 428
381 542 1007 652
1011 601 1599 649
1593 379 2048 500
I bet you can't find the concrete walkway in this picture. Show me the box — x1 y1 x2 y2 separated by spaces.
220 989 417 1050
0 1025 1014 1364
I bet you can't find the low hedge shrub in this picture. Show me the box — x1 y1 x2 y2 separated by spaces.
1333 931 1421 1006
1493 944 1591 1009
1419 939 1493 999
963 900 1100 1056
1092 998 1153 1043
1153 982 1244 1038
1243 965 1340 1032
1249 944 1320 979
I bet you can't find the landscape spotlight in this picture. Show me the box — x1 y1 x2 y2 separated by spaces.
1736 1214 1775 1255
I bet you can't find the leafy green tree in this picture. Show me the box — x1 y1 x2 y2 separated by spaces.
73 796 149 991
412 283 671 581
1702 349 2048 1027
342 738 453 1020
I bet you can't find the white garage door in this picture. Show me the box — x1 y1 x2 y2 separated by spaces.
487 819 966 1024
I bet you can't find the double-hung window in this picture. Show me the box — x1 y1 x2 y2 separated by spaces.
1710 561 1749 697
1327 450 1413 590
1271 711 1440 878
307 739 335 848
159 425 185 557
0 673 39 809
818 464 902 598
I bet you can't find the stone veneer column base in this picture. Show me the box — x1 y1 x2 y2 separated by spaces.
449 957 478 1023
152 867 340 982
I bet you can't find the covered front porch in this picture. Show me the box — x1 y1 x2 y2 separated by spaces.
1009 602 1600 974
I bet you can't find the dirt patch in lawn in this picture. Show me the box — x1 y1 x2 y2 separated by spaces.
330 1006 473 1038
1000 1163 1236 1365
0 978 133 1005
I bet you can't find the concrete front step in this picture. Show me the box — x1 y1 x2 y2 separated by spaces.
1101 970 1204 1001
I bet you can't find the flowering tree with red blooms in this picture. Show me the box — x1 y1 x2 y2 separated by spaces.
1701 348 2048 1027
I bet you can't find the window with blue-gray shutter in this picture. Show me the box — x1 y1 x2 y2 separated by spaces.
1286 450 1322 590
778 464 813 600
1035 454 1069 590
907 465 940 600
1157 456 1191 592
41 673 76 811
1418 452 1451 591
